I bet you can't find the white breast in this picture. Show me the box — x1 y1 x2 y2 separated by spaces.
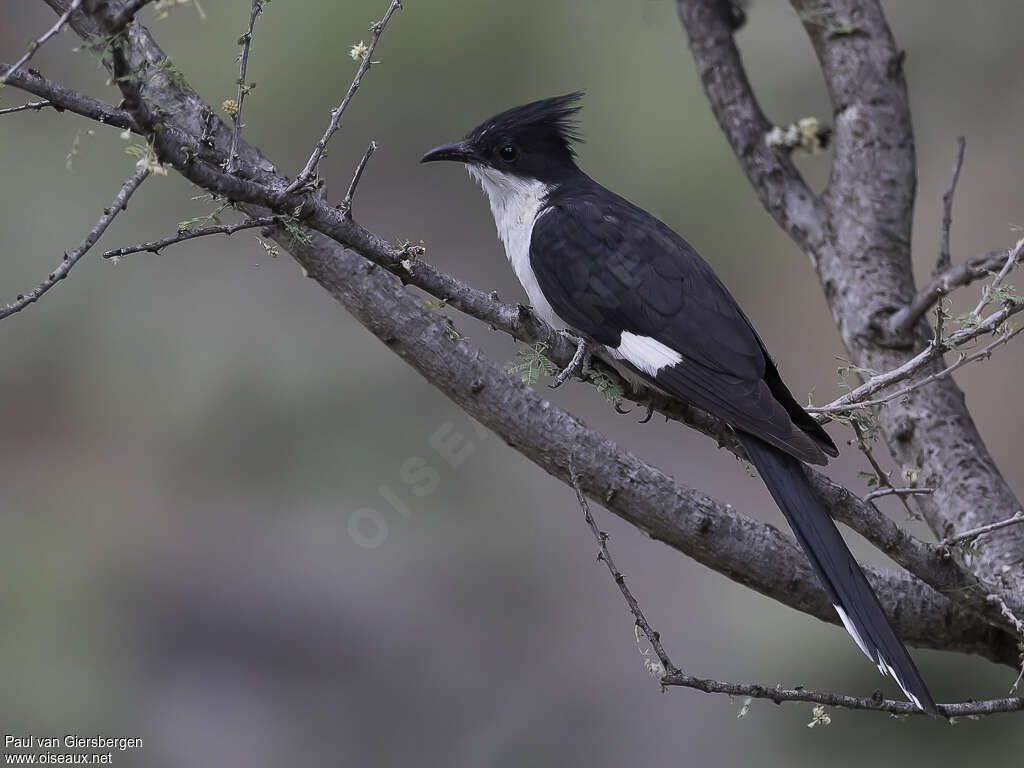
467 166 567 329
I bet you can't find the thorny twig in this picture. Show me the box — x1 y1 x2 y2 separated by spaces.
851 422 919 520
819 323 1024 417
0 99 54 116
659 672 1024 718
0 0 82 87
339 140 377 217
891 246 1022 337
835 324 1023 415
810 288 1024 418
983 592 1024 694
972 238 1024 319
864 487 935 502
943 511 1024 548
569 465 676 676
935 137 966 277
0 165 149 320
889 138 968 336
103 215 282 259
284 0 402 192
226 0 264 173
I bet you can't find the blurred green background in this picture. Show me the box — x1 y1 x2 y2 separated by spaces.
2 1 1024 765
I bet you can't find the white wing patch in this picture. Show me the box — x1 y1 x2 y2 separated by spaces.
611 332 683 376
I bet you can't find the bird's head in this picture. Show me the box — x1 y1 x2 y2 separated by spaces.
420 92 584 184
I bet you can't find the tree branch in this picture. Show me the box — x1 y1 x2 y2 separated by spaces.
676 0 1024 596
935 136 966 277
102 215 281 259
284 0 401 192
890 246 1019 337
570 467 677 676
0 63 135 129
340 140 377 218
0 0 82 87
943 511 1024 548
272 224 1017 666
660 672 1024 718
864 487 933 502
809 298 1024 416
676 0 830 256
102 0 156 31
0 165 148 321
226 0 264 173
0 100 54 116
972 239 1024 318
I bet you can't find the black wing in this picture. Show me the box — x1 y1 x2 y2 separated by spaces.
530 186 836 464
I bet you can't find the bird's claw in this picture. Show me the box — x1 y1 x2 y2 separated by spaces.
638 400 655 424
549 333 592 389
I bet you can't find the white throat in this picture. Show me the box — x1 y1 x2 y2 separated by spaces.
467 165 565 328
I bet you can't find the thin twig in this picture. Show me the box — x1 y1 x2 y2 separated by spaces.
983 593 1024 694
660 672 1024 718
864 487 935 502
891 246 1019 336
851 422 919 520
340 140 377 218
569 465 676 676
810 293 1024 418
284 0 402 192
103 215 281 259
0 100 54 116
814 321 1024 417
0 165 149 320
942 511 1024 548
227 0 264 174
972 238 1024 319
935 137 966 277
0 0 83 87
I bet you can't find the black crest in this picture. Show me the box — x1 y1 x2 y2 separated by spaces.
463 92 585 181
469 92 584 154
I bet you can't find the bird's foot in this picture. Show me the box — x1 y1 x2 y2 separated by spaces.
549 333 593 389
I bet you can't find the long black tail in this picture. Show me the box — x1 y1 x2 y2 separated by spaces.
739 432 937 714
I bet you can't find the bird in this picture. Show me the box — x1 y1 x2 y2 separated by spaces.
421 92 937 714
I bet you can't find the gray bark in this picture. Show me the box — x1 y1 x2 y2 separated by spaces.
678 0 1024 616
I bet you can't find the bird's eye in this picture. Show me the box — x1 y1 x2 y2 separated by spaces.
499 145 517 162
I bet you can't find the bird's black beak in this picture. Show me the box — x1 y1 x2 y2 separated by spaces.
420 140 473 164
